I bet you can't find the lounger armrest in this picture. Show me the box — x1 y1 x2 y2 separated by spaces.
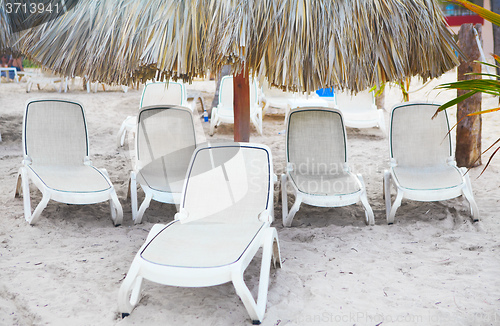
22 155 32 166
343 162 350 173
447 157 457 166
174 208 189 222
135 161 143 171
84 156 92 166
258 210 273 223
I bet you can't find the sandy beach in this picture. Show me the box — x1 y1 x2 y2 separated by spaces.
0 70 499 326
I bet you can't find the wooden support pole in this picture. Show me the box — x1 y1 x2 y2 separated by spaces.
456 23 482 168
233 68 250 142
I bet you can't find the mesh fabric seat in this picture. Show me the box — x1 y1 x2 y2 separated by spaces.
119 143 281 324
334 89 386 133
15 99 123 225
128 105 196 224
383 102 479 224
209 76 263 135
281 108 374 227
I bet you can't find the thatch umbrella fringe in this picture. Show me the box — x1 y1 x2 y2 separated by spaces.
14 0 460 92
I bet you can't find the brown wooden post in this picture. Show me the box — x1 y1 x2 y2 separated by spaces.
456 24 482 167
233 68 250 142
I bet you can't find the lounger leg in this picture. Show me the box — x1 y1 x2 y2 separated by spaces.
117 120 128 147
14 168 23 198
283 191 302 228
28 191 50 225
102 169 123 226
252 108 263 135
118 257 144 316
109 189 123 226
281 174 288 225
135 192 152 224
357 174 374 226
460 168 480 222
232 228 280 324
16 167 49 224
209 113 217 136
383 170 391 219
130 172 139 221
388 189 403 225
17 167 31 221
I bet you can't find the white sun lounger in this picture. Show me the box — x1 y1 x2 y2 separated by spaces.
118 142 281 324
15 99 123 225
260 81 329 116
281 107 374 227
209 76 263 135
26 71 68 93
383 102 479 224
117 81 196 147
128 105 196 224
334 89 386 133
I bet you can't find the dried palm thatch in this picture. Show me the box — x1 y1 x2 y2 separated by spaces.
19 0 459 92
0 4 20 54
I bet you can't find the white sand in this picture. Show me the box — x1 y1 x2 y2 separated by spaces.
0 71 499 326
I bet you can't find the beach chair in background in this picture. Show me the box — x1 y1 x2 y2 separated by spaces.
127 105 196 224
383 102 479 224
118 143 281 324
117 81 196 147
209 76 263 135
281 107 374 227
260 81 290 113
334 89 386 133
15 99 123 225
260 81 329 117
26 70 68 93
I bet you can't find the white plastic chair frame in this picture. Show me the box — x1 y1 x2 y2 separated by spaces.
281 107 374 227
118 143 281 324
383 102 479 224
117 81 195 147
127 105 196 224
26 71 68 93
209 76 263 136
15 99 123 225
334 89 386 133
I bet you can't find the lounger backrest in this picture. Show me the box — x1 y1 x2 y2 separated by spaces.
137 106 196 169
335 89 375 112
183 144 271 222
218 76 258 112
287 108 346 174
24 100 88 166
390 103 452 167
140 82 185 108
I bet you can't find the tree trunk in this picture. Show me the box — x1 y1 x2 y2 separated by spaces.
375 88 385 111
233 68 250 142
456 24 482 167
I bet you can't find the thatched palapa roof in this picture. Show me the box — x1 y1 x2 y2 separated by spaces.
17 0 460 92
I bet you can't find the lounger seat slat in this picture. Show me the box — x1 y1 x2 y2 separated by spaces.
29 165 111 193
393 165 463 191
141 221 264 268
